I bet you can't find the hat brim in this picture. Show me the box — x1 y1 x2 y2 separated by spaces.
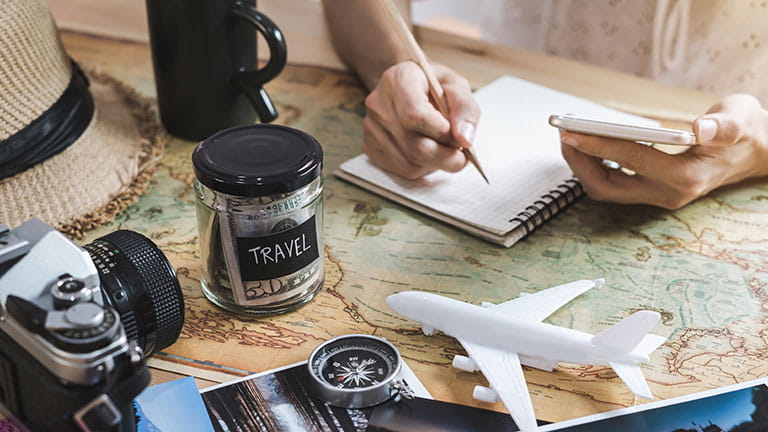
0 68 165 238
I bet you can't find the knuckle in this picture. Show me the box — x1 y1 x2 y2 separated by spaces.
383 62 416 85
717 117 743 144
364 93 375 109
400 105 429 131
404 139 432 165
364 92 383 115
381 64 400 83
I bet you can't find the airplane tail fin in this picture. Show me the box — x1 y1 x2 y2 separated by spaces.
609 362 654 399
634 333 667 357
592 310 661 353
596 311 666 400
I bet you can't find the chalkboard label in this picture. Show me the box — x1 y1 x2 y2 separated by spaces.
236 216 319 281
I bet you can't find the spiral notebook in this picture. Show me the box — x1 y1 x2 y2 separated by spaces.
335 76 657 247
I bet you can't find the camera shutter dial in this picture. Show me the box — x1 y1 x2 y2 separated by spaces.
53 307 120 353
64 303 105 327
5 295 121 353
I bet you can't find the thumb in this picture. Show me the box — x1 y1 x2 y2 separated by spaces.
442 78 481 149
694 113 744 147
694 94 762 146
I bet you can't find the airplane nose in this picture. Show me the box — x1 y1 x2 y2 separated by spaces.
386 292 409 313
386 291 424 320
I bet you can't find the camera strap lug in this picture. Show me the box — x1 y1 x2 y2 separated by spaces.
73 394 121 432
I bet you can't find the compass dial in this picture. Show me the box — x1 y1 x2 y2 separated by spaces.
309 335 400 392
322 348 391 388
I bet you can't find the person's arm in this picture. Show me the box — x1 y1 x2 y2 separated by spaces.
322 0 480 179
560 94 768 209
322 0 409 90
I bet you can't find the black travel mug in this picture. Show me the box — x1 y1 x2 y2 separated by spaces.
146 0 287 141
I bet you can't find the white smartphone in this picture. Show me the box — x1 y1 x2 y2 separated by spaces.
548 114 696 146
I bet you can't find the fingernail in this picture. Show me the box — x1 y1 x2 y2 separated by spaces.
698 119 718 142
561 134 579 147
459 121 476 144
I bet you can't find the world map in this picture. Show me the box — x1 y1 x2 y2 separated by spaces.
81 65 768 423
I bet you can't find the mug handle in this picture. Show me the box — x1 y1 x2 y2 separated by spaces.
231 2 287 123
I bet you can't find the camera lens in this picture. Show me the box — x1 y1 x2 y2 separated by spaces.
83 230 184 356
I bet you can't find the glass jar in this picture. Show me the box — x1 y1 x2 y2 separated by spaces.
192 125 324 315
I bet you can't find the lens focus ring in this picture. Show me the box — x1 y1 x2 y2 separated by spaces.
86 230 184 355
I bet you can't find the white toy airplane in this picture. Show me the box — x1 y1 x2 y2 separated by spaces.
386 279 666 432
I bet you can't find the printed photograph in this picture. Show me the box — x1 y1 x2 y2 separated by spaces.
201 361 528 432
367 396 522 432
556 384 768 432
202 363 375 432
134 377 214 432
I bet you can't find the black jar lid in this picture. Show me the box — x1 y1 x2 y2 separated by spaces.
192 124 323 196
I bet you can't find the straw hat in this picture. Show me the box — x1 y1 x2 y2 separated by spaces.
0 0 165 237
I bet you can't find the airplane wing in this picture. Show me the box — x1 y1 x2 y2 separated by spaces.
609 361 654 400
459 339 538 432
489 279 601 322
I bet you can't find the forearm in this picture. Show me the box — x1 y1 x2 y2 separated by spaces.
322 0 411 90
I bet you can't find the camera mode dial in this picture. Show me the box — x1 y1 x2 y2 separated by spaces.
50 274 94 307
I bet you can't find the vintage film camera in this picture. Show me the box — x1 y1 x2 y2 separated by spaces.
0 219 185 431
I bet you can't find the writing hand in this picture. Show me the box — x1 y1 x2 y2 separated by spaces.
362 61 480 179
560 94 768 209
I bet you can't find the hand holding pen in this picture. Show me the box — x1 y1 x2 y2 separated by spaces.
325 0 485 181
363 60 483 180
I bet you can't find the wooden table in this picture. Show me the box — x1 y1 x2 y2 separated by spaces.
61 26 761 424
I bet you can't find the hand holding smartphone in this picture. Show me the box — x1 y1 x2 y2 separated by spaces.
549 114 696 146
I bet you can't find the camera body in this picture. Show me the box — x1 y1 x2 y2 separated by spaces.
0 219 184 431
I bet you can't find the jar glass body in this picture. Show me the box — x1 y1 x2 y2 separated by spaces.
194 176 324 315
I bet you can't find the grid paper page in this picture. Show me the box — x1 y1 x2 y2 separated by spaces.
339 76 658 235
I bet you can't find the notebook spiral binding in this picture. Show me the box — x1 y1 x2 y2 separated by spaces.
509 178 585 237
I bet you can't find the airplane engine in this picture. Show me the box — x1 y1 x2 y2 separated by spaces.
472 385 499 403
452 355 478 372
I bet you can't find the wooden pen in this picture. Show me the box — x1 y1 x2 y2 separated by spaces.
381 0 489 184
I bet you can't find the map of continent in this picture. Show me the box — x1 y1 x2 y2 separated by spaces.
81 65 768 423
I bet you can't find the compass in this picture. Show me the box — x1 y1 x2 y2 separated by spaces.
307 334 412 408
